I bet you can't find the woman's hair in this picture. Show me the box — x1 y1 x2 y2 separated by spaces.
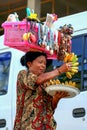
20 51 47 68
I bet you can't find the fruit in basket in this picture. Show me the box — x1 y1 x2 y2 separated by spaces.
23 32 31 41
29 33 37 43
23 32 37 43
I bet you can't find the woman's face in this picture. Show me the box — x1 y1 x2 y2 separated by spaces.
27 55 47 75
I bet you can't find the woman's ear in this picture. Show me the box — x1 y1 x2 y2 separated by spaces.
27 62 31 68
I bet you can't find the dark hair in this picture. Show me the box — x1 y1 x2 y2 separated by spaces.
20 51 47 68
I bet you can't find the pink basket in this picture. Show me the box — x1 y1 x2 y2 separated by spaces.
2 21 30 46
2 21 57 59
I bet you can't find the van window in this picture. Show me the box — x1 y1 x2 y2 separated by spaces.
72 35 87 90
0 52 11 95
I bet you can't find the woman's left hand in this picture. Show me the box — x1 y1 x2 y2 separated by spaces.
52 91 69 109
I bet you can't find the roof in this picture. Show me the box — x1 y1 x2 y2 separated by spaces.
0 0 87 36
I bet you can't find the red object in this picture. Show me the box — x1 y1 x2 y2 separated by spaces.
29 33 37 43
58 31 62 46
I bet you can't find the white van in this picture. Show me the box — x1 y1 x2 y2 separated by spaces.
53 11 87 130
0 11 87 130
0 38 25 130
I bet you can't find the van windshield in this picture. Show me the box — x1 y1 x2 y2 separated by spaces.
0 52 11 95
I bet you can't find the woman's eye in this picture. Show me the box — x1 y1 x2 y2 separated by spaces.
39 61 46 65
39 61 42 63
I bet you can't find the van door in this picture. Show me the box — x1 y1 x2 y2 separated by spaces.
54 91 87 130
0 51 12 130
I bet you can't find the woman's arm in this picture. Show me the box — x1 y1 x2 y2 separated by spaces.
36 63 71 85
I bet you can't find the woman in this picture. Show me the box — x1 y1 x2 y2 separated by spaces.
13 51 72 130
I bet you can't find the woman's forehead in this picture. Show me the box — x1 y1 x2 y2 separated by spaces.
35 55 46 60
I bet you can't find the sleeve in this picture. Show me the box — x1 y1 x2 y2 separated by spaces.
17 70 38 90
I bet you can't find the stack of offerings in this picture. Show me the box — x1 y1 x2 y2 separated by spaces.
2 9 73 60
2 9 80 98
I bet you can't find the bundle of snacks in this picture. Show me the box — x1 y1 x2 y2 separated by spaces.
63 52 79 79
2 8 74 60
57 24 73 61
44 79 77 88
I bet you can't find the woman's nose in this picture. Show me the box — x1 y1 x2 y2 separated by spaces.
42 63 46 68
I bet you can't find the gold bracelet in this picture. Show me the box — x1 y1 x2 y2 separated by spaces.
58 69 62 74
57 68 62 75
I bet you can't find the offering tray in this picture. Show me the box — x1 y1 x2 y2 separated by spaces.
45 84 80 98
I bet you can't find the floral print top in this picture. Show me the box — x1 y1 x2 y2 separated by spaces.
13 70 57 130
